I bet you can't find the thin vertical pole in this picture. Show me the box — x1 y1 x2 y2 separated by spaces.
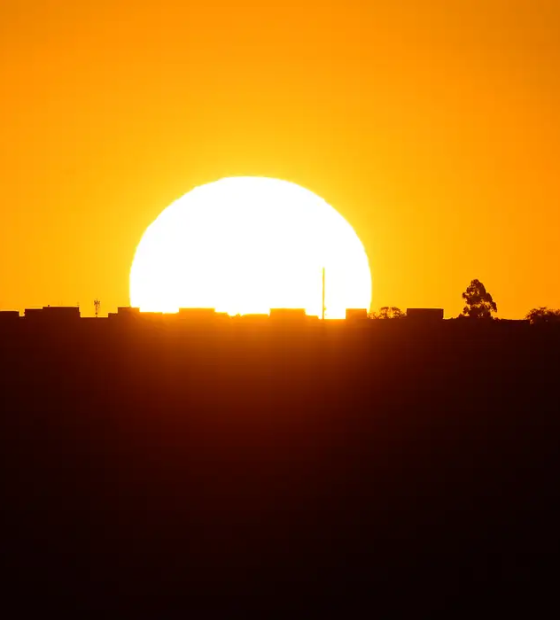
322 267 325 321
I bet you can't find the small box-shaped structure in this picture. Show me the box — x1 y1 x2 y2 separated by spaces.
406 308 444 321
345 308 368 321
108 307 140 321
24 308 44 320
25 307 80 321
118 307 140 315
0 311 20 323
44 306 80 319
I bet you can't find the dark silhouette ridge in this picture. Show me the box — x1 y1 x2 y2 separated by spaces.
1 309 559 610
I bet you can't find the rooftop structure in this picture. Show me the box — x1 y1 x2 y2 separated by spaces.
108 307 141 320
3 305 462 328
0 311 20 322
118 307 140 315
346 308 368 321
406 308 444 321
24 306 81 321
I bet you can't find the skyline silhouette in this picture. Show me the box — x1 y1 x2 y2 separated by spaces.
1 278 557 321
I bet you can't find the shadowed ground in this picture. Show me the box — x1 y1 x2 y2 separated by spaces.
1 319 558 610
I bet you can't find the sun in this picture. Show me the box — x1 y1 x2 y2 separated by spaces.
130 177 372 318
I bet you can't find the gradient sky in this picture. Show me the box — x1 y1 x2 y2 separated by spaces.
1 0 559 317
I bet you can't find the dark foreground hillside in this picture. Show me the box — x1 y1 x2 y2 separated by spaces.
1 319 559 610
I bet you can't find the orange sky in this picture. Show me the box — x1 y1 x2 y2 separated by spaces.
1 0 559 317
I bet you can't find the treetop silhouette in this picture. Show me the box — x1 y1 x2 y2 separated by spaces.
461 279 497 319
370 306 405 319
525 307 560 324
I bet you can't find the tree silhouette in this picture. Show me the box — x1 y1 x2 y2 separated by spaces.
461 279 497 319
525 307 560 325
370 306 405 320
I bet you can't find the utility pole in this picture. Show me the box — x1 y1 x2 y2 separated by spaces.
321 267 326 320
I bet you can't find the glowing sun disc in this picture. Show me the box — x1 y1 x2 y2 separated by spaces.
130 177 372 318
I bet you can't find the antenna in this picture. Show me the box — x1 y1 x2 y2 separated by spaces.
321 267 326 320
94 299 100 318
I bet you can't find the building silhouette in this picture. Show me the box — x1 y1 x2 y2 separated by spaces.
0 305 544 334
346 308 368 321
24 306 80 322
406 308 444 321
